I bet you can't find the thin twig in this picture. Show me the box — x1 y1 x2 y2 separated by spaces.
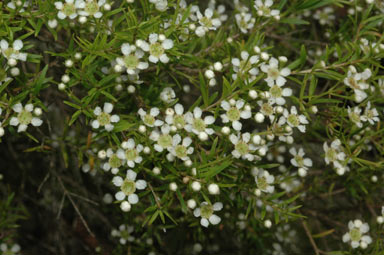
302 220 320 255
148 183 162 209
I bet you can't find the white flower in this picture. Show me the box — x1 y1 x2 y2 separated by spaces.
91 103 120 132
160 87 176 103
78 0 106 18
138 107 164 127
165 103 186 129
195 8 222 37
9 103 43 132
229 132 256 161
344 66 371 103
0 39 27 62
257 100 276 122
168 134 194 161
231 51 259 80
0 243 21 255
348 106 363 128
113 169 147 208
193 202 223 227
254 0 280 18
185 107 215 137
220 99 251 131
254 168 275 193
117 138 143 168
102 148 124 174
361 101 379 125
149 0 168 11
279 106 308 133
137 34 173 63
54 0 83 19
149 124 173 152
7 0 29 12
314 7 335 26
111 224 135 244
323 139 347 171
342 219 372 249
115 43 148 75
235 12 255 34
289 147 312 169
261 57 291 87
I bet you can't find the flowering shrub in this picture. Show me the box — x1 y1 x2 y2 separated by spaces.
1 0 384 254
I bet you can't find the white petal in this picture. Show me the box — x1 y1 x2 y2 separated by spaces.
175 104 184 114
135 180 147 190
209 214 221 225
183 137 192 147
31 118 43 127
281 68 291 76
232 121 242 131
9 117 19 126
150 107 160 116
193 208 201 217
111 115 120 123
103 103 113 113
159 54 169 63
13 40 23 50
200 218 209 227
221 100 230 111
115 191 126 201
204 115 215 125
91 120 100 129
127 169 137 181
213 202 223 211
162 39 173 50
121 43 131 55
18 124 27 132
12 103 23 113
193 107 202 118
128 194 139 204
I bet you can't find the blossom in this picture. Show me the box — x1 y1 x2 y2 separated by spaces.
342 220 372 249
102 148 124 174
254 168 275 193
229 132 256 161
254 0 280 19
314 7 335 26
115 43 148 75
117 138 143 168
193 202 222 227
289 147 313 169
78 0 106 18
0 39 27 62
165 103 186 129
138 107 164 127
185 107 215 137
91 103 120 132
220 99 251 131
113 169 147 207
149 124 173 152
279 106 308 133
260 57 291 87
235 12 255 34
361 101 379 125
348 106 363 128
344 66 371 102
323 139 347 174
9 103 43 132
54 0 83 19
195 8 222 37
137 34 173 63
231 51 259 80
168 134 194 161
159 87 176 103
149 0 168 12
111 224 135 244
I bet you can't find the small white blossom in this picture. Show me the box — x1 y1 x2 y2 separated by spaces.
260 57 291 87
195 8 222 37
113 169 147 207
235 12 255 34
160 87 176 103
0 39 27 63
111 224 135 244
117 138 143 168
149 124 173 152
229 132 257 161
361 101 379 125
54 0 83 19
0 243 21 255
137 34 173 63
323 139 347 173
279 106 308 133
344 66 371 102
342 220 372 249
78 0 106 18
102 148 124 174
254 0 280 18
91 103 120 132
165 103 186 129
232 51 259 81
254 168 275 193
185 107 215 137
348 106 364 128
193 202 223 227
138 107 164 127
9 103 43 132
220 99 251 131
115 43 148 75
168 134 194 161
289 147 313 170
314 7 335 26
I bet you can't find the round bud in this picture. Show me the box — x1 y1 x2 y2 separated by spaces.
74 52 82 59
298 168 307 177
221 126 230 135
184 159 192 167
34 107 42 116
255 113 265 123
79 16 87 24
98 150 107 159
191 168 197 176
371 175 378 182
143 146 150 154
104 3 111 10
127 85 136 93
165 108 174 116
115 84 123 91
286 136 294 144
158 34 166 41
191 181 201 191
153 167 161 175
229 98 236 105
187 199 196 209
208 183 220 195
264 220 272 228
285 126 292 133
198 131 208 141
189 23 196 30
205 70 215 79
103 193 113 204
120 201 131 212
310 105 318 114
10 67 20 76
127 0 134 3
377 216 384 224
114 64 123 73
8 58 17 66
213 62 223 71
227 37 233 43
183 85 191 93
65 59 73 67
0 127 4 137
254 46 261 54
183 176 190 183
278 56 288 63
248 90 258 99
58 83 66 90
138 125 146 133
275 106 284 114
261 52 269 60
48 19 58 28
193 243 203 253
209 78 217 87
336 167 345 176
266 134 275 141
169 182 178 191
61 74 70 83
170 125 177 132
16 0 22 6
254 189 261 197
252 135 261 144
258 147 267 156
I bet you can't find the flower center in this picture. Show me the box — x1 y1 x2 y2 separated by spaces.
3 48 17 59
227 107 241 121
294 155 304 167
120 230 131 240
175 145 187 159
348 77 360 90
257 176 268 191
124 55 139 69
62 3 76 16
149 42 164 58
200 204 214 219
121 179 136 195
17 110 33 125
144 114 155 126
287 114 300 127
350 228 362 242
109 154 122 168
97 112 111 126
173 115 185 129
349 112 361 124
125 149 138 161
192 118 206 132
85 1 99 15
268 68 280 80
158 134 172 148
270 85 282 98
260 6 271 15
325 148 337 162
235 141 249 156
200 16 213 28
261 103 274 116
239 60 252 72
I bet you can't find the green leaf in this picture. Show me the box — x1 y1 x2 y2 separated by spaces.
280 18 309 25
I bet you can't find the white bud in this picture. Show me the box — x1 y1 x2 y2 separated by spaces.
258 147 267 156
274 15 280 21
114 64 123 73
310 105 318 114
187 199 196 209
278 56 288 63
169 182 178 191
120 201 131 212
8 58 17 66
48 19 58 28
360 241 368 249
248 90 258 99
377 216 384 224
208 183 220 195
10 67 20 76
34 107 42 116
191 168 197 176
213 62 223 71
0 127 4 137
285 126 292 133
221 126 230 135
103 193 113 204
183 85 190 93
371 175 378 182
266 134 274 141
191 181 201 191
184 159 192 167
165 108 174 116
159 34 166 41
61 74 70 83
74 52 82 59
127 0 134 3
366 0 374 3
143 146 150 154
336 167 345 176
127 85 136 93
254 46 261 54
286 136 294 144
189 23 196 30
298 168 307 177
264 220 272 228
58 83 66 90
198 131 208 141
115 84 123 91
98 150 107 159
138 125 146 133
229 99 236 105
205 70 215 79
254 189 261 197
79 16 87 24
153 167 161 175
65 59 73 67
275 106 284 114
255 113 265 123
227 37 233 43
252 135 261 144
193 243 203 253
209 78 216 87
261 52 269 60
104 3 111 10
170 125 177 132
